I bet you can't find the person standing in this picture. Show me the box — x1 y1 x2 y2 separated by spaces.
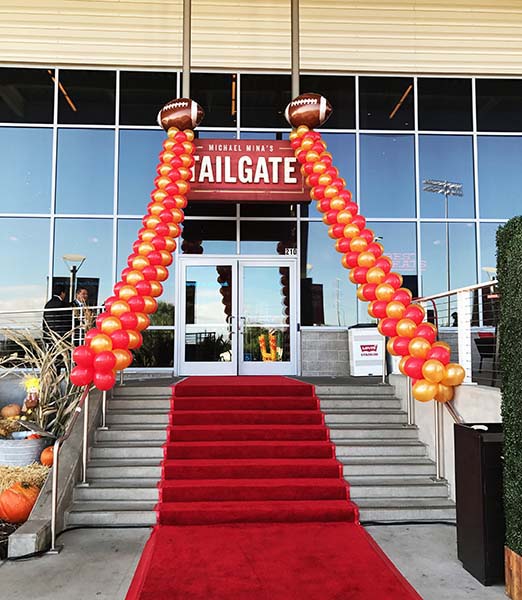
72 286 90 345
42 285 71 374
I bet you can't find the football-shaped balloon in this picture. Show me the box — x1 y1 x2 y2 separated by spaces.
157 98 204 131
285 93 333 129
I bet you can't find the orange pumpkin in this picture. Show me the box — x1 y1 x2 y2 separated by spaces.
0 404 21 418
40 446 54 467
0 482 39 523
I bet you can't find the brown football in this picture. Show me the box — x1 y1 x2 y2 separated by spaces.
285 93 333 129
157 98 205 132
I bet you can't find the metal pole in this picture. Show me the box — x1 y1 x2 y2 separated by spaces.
119 369 125 386
79 392 90 486
48 439 62 554
99 390 108 430
291 0 300 99
381 337 387 384
407 377 415 426
445 192 451 326
434 400 445 479
182 0 191 97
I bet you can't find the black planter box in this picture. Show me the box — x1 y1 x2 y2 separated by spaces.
454 423 504 585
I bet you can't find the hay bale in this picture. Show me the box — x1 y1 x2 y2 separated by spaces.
0 463 49 493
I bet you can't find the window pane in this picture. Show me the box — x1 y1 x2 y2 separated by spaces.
370 221 418 276
182 220 236 254
300 75 355 129
0 68 54 123
300 222 357 326
480 223 502 282
240 74 291 128
478 136 522 219
53 218 113 305
120 71 177 126
191 73 237 128
240 221 296 255
0 128 53 213
360 134 415 218
420 223 476 297
133 329 174 367
240 203 296 218
419 135 475 218
58 70 116 125
359 77 414 130
198 131 237 139
302 133 355 218
477 79 522 132
56 129 114 214
418 78 472 131
0 218 50 311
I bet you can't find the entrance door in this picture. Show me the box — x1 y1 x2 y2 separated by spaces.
177 257 297 375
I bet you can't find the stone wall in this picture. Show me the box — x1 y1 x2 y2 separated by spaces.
300 329 350 377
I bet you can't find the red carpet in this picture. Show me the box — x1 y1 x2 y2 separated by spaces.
126 376 421 599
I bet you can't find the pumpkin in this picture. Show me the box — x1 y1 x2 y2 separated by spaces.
0 404 21 418
40 446 54 467
26 434 41 440
0 482 39 523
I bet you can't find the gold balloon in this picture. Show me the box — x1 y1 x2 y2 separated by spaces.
164 237 177 252
127 330 142 350
357 252 376 268
176 180 190 195
152 190 168 202
366 267 386 284
350 237 368 253
432 341 451 352
156 176 171 189
135 313 150 331
396 318 417 338
131 255 150 271
89 334 113 354
398 355 410 375
412 379 438 403
142 296 158 314
387 337 398 356
118 285 138 301
375 283 395 302
330 197 346 211
336 210 353 225
158 163 172 176
125 270 145 286
441 363 466 387
100 316 122 335
149 281 163 297
168 222 182 236
408 336 431 358
148 202 165 216
183 129 195 142
386 301 406 320
139 229 156 243
422 358 445 383
110 300 130 317
113 349 133 371
159 249 173 266
300 138 315 151
138 242 155 256
143 215 161 229
356 286 366 301
435 383 455 403
343 224 360 239
155 266 168 282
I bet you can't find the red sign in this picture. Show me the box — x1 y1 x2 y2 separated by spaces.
360 344 378 356
188 139 308 202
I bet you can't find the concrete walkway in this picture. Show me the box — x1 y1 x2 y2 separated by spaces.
0 524 506 600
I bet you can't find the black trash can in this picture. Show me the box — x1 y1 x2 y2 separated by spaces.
454 423 504 585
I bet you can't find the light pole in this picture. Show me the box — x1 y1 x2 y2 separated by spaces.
422 179 463 326
62 254 86 303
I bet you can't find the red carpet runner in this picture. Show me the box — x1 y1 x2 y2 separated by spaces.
126 376 422 599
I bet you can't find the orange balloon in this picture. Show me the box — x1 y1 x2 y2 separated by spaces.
159 250 173 266
127 330 142 350
89 334 112 354
138 242 155 256
408 336 432 358
330 197 346 211
113 349 133 371
183 129 195 142
343 224 360 239
125 270 145 286
396 318 417 338
156 176 171 189
324 185 339 199
135 313 150 331
441 363 466 387
433 341 451 352
152 190 168 202
148 202 165 216
160 151 175 163
118 285 138 301
142 296 158 314
110 300 131 317
336 210 353 225
100 316 122 335
164 237 177 252
176 180 190 195
412 379 438 402
435 383 455 403
143 215 161 229
399 355 410 375
158 163 172 176
375 283 395 302
167 223 181 237
387 337 398 356
366 267 386 284
305 150 320 163
300 138 315 151
422 358 446 383
130 255 150 271
155 266 168 282
350 237 368 253
149 281 163 297
386 301 406 320
356 286 366 301
167 127 179 138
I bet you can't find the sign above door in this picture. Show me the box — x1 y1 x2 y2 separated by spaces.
188 140 308 202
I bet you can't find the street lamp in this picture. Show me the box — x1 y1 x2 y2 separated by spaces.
62 254 86 303
422 179 463 326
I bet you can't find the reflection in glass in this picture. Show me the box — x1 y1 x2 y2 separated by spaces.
359 77 414 130
240 221 296 255
198 131 237 140
185 265 232 362
118 129 164 214
0 128 53 213
477 79 522 132
360 134 415 218
57 69 116 125
300 222 357 327
56 129 115 214
480 223 503 282
418 78 472 131
120 71 177 126
0 68 54 123
478 136 522 219
0 218 50 311
419 135 475 218
182 220 236 254
240 74 291 128
191 73 237 128
301 75 355 129
133 329 174 367
369 222 417 275
240 203 296 217
53 218 113 305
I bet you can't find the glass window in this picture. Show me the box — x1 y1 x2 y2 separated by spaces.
418 78 472 131
198 131 237 139
56 129 115 214
239 132 280 140
133 329 174 367
0 128 53 213
191 73 237 128
300 222 357 326
420 223 476 297
300 75 355 129
360 134 415 218
303 133 356 218
116 218 141 276
120 71 177 126
240 74 291 128
53 218 113 306
477 79 522 132
359 77 414 130
0 218 50 311
240 203 296 218
182 220 236 254
369 221 418 276
419 135 475 218
479 222 503 282
478 136 522 219
0 68 54 123
240 221 296 255
57 69 116 125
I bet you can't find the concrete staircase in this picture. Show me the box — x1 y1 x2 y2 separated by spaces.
65 381 455 527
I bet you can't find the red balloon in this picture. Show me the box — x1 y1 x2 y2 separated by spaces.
392 289 412 306
319 198 331 213
342 251 359 268
379 318 399 337
110 329 131 350
121 267 132 280
404 357 425 380
369 300 388 319
361 283 377 301
336 238 352 253
135 280 152 296
104 295 118 311
154 223 171 237
113 281 125 295
141 265 158 281
324 210 339 225
392 336 412 356
351 215 366 229
93 351 117 372
414 324 437 345
147 251 163 266
85 328 101 343
127 295 146 312
313 185 326 200
344 201 358 215
96 312 110 329
426 345 451 365
93 370 116 392
72 346 95 367
119 312 139 330
358 229 374 243
384 273 402 289
351 267 368 284
367 242 383 257
70 366 94 387
374 257 392 274
403 305 425 325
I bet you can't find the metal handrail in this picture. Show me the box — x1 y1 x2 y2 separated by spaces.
417 280 498 303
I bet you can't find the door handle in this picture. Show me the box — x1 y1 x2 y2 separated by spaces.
229 315 235 335
239 316 246 333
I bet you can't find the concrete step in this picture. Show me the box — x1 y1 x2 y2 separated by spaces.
315 384 395 397
74 481 159 502
340 456 436 477
334 439 427 458
87 459 162 479
347 477 449 499
109 398 171 411
328 424 418 440
65 501 156 527
96 427 168 443
324 409 408 425
320 397 401 409
90 443 163 460
112 386 172 397
106 411 169 425
356 497 456 523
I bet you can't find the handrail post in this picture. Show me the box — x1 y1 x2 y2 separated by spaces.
407 377 415 426
434 400 445 480
48 437 63 554
457 289 473 384
381 337 387 384
99 390 108 430
79 391 90 486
